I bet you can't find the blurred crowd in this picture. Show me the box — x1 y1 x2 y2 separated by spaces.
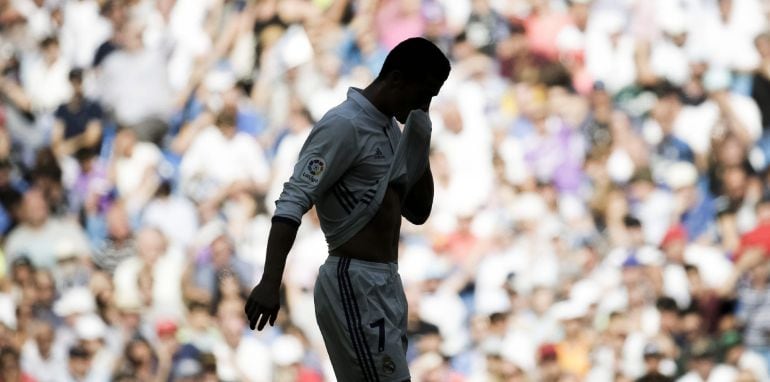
2 0 770 381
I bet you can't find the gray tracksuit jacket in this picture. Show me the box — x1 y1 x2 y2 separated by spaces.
274 88 431 250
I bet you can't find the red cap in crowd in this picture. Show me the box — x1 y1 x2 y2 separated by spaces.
538 343 558 362
156 319 178 338
660 224 688 248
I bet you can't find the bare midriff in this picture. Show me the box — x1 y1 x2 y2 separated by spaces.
330 185 402 263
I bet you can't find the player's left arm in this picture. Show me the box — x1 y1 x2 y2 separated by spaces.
402 164 433 225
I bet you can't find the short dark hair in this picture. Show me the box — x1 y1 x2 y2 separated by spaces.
40 36 58 49
69 345 90 359
653 80 682 100
489 312 509 324
216 106 238 128
623 215 642 228
656 296 679 312
73 147 97 162
376 37 451 82
69 68 84 82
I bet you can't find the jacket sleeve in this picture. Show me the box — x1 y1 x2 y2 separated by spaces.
273 115 359 224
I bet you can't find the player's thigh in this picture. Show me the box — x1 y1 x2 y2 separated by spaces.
314 262 410 381
352 271 410 381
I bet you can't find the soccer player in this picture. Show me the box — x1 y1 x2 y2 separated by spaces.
245 37 450 381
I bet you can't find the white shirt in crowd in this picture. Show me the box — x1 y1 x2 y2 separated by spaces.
112 247 185 320
585 12 637 94
284 221 327 348
99 47 173 126
676 364 739 382
687 0 765 72
663 263 691 309
673 93 762 155
12 0 55 42
114 141 161 212
420 285 469 356
738 349 770 382
20 339 67 382
650 37 690 87
684 244 733 290
21 55 71 112
4 219 91 269
432 82 495 217
166 0 216 90
266 127 311 214
141 195 199 250
213 336 272 382
180 126 270 201
60 0 112 68
632 188 674 246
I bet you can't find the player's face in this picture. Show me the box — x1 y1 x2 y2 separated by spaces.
393 75 444 123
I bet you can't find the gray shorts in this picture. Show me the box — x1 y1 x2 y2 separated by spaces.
314 256 410 382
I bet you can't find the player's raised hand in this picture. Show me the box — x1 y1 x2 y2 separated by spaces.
245 281 280 331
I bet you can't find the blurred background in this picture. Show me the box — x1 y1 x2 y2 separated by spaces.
1 0 770 381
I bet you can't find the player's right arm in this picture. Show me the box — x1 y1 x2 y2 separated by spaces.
246 115 359 330
245 217 300 330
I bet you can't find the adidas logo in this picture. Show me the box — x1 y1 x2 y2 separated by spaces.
374 147 386 160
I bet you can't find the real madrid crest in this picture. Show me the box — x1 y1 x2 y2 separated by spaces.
382 355 396 376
